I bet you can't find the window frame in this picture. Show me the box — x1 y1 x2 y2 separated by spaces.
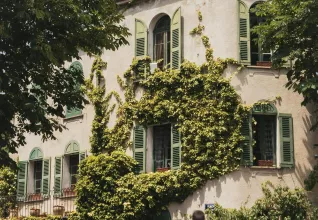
33 160 43 194
153 15 171 67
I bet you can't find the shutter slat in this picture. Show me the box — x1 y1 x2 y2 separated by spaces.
171 124 181 170
17 161 28 199
239 1 251 65
54 157 62 195
279 114 294 168
241 116 253 165
171 7 182 70
135 19 148 58
42 159 50 196
133 126 146 173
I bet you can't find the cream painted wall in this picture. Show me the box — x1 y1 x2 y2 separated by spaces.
16 0 318 218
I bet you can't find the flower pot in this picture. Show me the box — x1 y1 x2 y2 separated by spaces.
257 160 273 167
256 61 272 67
53 205 65 216
156 167 170 172
30 208 40 217
28 193 42 201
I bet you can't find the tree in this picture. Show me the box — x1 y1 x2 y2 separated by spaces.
253 0 318 130
0 0 129 166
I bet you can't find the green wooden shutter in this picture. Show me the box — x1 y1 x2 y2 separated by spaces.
54 157 62 195
79 151 86 162
42 158 50 197
17 161 28 198
133 126 146 173
239 1 250 65
65 107 82 118
241 115 253 165
135 19 148 58
171 7 182 70
171 124 181 170
279 114 294 168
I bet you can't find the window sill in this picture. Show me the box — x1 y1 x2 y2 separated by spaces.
249 166 278 170
63 114 83 122
246 65 272 69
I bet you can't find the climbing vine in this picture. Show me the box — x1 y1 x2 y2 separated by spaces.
76 10 248 220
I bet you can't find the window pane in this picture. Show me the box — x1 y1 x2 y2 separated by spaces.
153 124 171 169
155 44 164 62
253 115 276 166
71 175 77 185
155 32 164 44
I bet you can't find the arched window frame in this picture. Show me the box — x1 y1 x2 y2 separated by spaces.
153 15 171 67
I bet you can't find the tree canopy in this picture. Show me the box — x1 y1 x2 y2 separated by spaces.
254 0 318 130
0 0 129 166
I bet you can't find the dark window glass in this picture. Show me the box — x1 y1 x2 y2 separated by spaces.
154 15 171 68
70 154 79 187
250 3 271 65
34 160 42 194
153 124 171 170
253 115 276 166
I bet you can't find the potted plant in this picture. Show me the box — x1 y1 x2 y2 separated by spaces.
156 167 170 172
28 193 42 201
63 187 76 197
256 61 272 67
53 205 65 216
258 160 273 166
30 207 40 217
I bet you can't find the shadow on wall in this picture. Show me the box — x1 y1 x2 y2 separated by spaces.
170 167 301 218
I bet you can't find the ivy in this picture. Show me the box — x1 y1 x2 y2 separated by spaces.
0 166 16 218
75 11 249 219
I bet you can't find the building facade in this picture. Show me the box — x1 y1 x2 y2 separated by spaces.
13 0 318 219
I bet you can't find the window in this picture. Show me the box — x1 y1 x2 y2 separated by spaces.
133 124 181 173
135 7 182 69
65 61 83 119
153 124 171 169
69 154 79 188
34 160 42 194
153 16 171 68
53 141 86 195
241 104 294 168
252 115 276 166
16 148 50 200
250 2 271 65
239 1 271 66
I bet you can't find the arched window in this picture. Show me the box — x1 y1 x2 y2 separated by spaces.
65 61 83 118
53 141 86 195
250 2 271 65
153 15 171 68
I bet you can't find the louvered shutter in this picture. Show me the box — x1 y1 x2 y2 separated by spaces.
133 126 146 173
54 157 62 195
239 1 250 65
171 124 181 170
41 158 50 197
171 7 182 70
17 161 28 199
135 19 148 58
79 151 86 162
241 115 253 165
65 107 82 118
279 114 294 168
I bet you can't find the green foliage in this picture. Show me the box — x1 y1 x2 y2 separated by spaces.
9 215 62 220
206 182 318 220
0 166 16 218
76 11 248 220
305 163 318 191
253 0 318 130
190 24 205 35
0 0 129 166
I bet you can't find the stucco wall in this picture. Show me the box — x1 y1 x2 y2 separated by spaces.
16 0 318 219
